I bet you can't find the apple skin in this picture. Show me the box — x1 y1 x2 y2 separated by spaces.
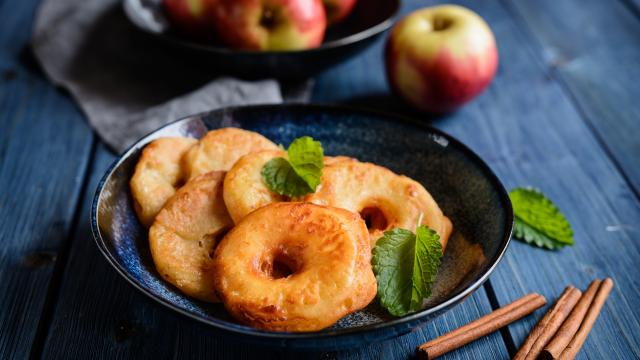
212 0 327 51
323 0 357 24
385 5 498 113
163 0 217 36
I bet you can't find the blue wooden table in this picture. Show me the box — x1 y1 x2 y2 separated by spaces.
2 0 639 358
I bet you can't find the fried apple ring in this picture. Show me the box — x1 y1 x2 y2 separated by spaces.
223 150 352 223
305 160 452 248
183 128 279 180
130 137 197 227
213 202 377 332
149 171 232 302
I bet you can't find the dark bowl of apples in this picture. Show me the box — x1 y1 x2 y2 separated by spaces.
123 0 399 79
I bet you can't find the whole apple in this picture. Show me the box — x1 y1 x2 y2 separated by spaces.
163 0 217 35
213 0 327 51
385 5 498 113
323 0 357 24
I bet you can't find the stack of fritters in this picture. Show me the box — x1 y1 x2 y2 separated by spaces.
130 128 451 331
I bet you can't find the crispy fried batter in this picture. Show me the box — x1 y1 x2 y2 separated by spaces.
223 150 353 223
130 137 197 227
183 128 279 180
149 171 233 302
223 150 287 223
305 160 452 248
212 202 377 331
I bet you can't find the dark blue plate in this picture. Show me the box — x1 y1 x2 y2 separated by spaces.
123 0 399 79
91 104 512 350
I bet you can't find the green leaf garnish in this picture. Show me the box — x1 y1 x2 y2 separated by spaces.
509 187 574 250
261 158 314 197
372 226 442 316
261 136 324 197
287 136 324 191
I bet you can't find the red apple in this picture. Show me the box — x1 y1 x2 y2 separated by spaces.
212 0 327 51
385 5 498 113
323 0 357 24
163 0 217 35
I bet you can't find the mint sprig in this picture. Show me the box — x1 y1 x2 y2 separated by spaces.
261 136 324 197
510 187 574 250
372 226 442 317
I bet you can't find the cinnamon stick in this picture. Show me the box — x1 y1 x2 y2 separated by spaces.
421 293 542 348
417 293 546 359
541 279 601 359
513 286 582 360
557 278 613 360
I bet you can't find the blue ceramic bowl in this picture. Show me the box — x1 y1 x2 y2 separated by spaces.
91 104 512 350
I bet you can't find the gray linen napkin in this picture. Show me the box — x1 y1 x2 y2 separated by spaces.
32 0 311 152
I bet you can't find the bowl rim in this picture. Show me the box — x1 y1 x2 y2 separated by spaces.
91 103 513 340
122 0 400 56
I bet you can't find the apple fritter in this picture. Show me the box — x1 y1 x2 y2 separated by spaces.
305 160 452 247
182 128 278 180
149 171 233 303
223 150 353 223
212 202 377 331
130 137 197 227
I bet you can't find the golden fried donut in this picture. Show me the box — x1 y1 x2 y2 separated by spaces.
223 150 287 224
223 150 353 223
305 160 452 248
183 128 279 180
149 171 233 302
213 202 377 331
130 137 197 227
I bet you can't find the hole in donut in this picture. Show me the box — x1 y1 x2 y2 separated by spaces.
271 256 295 279
359 206 389 233
259 251 299 279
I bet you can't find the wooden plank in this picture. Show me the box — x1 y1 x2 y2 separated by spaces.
315 0 640 358
504 0 640 193
331 287 510 360
479 0 640 357
0 0 95 357
40 144 509 359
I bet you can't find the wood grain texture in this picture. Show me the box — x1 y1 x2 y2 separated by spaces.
2 0 637 358
504 0 640 193
40 145 509 360
482 0 640 357
315 0 640 359
0 0 95 358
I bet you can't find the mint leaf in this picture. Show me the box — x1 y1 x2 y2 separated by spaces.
411 226 442 309
261 158 314 197
510 187 574 250
514 220 562 250
287 136 324 191
372 226 442 316
371 229 414 316
261 136 324 197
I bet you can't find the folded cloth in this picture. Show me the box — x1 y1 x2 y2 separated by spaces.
32 0 311 152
